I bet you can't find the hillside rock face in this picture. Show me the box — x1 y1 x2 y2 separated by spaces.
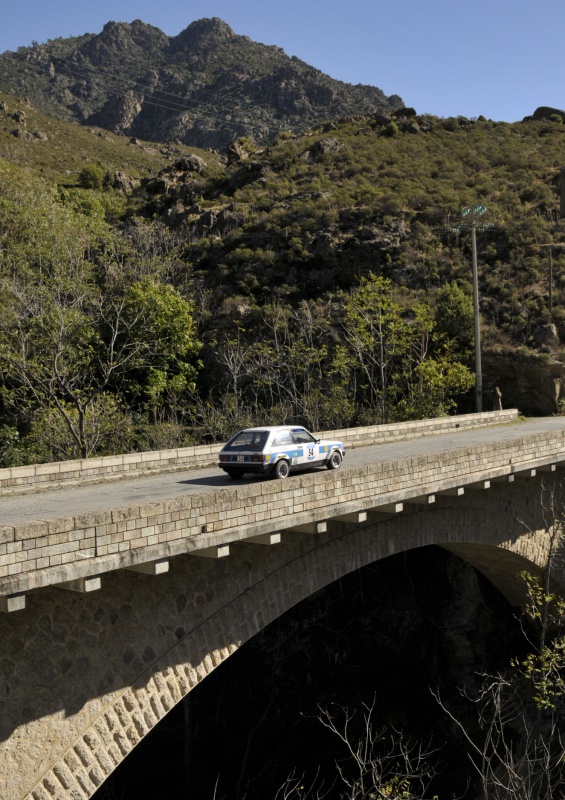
0 18 403 151
482 350 565 415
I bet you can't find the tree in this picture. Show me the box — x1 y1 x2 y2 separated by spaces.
0 277 201 458
119 280 202 422
251 301 332 428
206 299 343 434
383 120 400 138
341 274 411 423
395 355 474 420
434 282 474 356
0 161 108 279
340 275 473 424
24 394 135 462
393 301 474 419
277 700 439 800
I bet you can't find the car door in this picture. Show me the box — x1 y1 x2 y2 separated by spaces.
290 427 321 467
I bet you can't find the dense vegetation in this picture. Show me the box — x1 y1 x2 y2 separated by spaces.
1 91 565 464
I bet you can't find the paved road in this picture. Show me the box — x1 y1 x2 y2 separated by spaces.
1 417 563 527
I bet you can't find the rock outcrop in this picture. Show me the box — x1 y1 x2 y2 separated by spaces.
0 18 404 151
527 106 565 122
482 349 565 415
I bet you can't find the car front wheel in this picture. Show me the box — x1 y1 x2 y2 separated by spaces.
326 450 342 470
273 459 290 479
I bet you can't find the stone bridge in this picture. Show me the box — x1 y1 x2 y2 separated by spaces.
2 413 565 800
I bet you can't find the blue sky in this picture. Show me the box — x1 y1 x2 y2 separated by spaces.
1 0 563 123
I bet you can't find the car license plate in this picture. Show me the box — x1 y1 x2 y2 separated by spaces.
237 455 245 462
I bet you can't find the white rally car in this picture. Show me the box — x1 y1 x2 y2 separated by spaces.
218 425 345 479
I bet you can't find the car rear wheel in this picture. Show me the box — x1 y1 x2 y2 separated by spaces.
273 459 290 479
226 468 245 479
326 450 342 470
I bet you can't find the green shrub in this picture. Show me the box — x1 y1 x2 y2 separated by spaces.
78 164 106 190
383 121 399 138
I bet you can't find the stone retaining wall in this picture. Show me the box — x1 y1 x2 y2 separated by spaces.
0 409 517 496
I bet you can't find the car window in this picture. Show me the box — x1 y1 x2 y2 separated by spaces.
225 431 268 451
272 431 293 446
291 428 317 445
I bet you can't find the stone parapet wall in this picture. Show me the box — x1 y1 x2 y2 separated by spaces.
320 408 517 446
0 410 518 496
1 416 559 600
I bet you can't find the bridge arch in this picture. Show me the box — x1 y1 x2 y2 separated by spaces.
2 476 560 800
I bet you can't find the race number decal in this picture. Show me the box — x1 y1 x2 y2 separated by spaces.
307 447 315 461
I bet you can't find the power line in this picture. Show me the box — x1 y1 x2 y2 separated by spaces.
52 59 248 114
52 63 266 125
10 56 292 136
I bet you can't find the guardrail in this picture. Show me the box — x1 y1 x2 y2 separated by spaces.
0 409 518 496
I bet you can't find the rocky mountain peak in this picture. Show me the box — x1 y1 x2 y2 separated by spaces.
98 19 168 50
79 20 168 65
170 17 236 52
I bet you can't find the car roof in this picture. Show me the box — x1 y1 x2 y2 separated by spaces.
237 425 307 433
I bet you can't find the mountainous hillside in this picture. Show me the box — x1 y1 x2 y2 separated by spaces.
0 18 403 150
0 91 223 186
1 84 565 463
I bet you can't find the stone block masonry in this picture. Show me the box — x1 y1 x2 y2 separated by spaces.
1 471 559 800
0 416 560 602
2 412 565 800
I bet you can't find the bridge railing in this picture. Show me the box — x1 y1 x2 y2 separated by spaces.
0 410 517 496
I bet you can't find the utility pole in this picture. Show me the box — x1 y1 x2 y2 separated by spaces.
454 205 492 413
549 248 553 313
532 243 565 313
470 213 482 412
